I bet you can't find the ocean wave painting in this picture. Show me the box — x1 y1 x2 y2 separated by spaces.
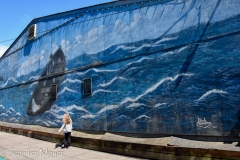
0 0 240 136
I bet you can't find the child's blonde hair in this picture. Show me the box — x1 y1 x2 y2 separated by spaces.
62 113 71 124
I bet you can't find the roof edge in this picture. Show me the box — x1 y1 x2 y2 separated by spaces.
1 0 171 59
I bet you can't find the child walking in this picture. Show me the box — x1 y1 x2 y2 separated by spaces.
55 113 72 149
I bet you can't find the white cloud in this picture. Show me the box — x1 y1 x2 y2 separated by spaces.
0 44 9 58
61 39 70 52
17 53 41 77
52 39 71 54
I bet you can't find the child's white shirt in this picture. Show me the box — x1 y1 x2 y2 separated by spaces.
59 122 72 133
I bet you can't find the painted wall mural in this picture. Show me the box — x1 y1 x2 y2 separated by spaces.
0 0 240 136
27 47 66 116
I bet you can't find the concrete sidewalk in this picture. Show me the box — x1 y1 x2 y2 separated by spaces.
0 131 144 160
1 121 240 160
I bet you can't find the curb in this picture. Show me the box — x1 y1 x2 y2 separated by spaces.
0 123 240 160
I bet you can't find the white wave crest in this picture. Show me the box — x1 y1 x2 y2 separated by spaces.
153 103 167 108
0 105 5 109
61 79 82 85
121 73 193 105
177 46 188 53
161 51 176 57
126 103 146 109
79 105 119 119
124 67 138 73
81 114 96 119
108 44 132 55
0 78 18 87
99 77 126 87
57 87 77 96
47 73 193 120
29 82 37 88
160 46 189 58
197 89 228 101
123 57 152 69
15 112 22 117
49 104 90 116
29 76 40 81
92 89 119 96
80 105 119 119
155 35 179 44
75 57 152 78
0 113 8 117
75 68 119 76
97 105 119 114
9 118 19 123
41 121 50 127
132 44 152 53
74 57 152 78
6 107 16 115
45 120 58 126
45 111 63 119
64 105 90 113
134 115 151 121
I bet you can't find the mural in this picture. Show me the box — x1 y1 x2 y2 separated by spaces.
0 0 240 136
27 47 66 116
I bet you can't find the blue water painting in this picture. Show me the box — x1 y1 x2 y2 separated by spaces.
0 0 240 136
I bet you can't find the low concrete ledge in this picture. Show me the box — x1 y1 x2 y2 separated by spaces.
0 121 240 160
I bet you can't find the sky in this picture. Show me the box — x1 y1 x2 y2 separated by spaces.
0 0 113 58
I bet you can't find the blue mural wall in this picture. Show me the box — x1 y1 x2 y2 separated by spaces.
1 0 240 136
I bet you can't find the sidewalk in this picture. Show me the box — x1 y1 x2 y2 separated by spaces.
0 121 240 160
0 131 143 160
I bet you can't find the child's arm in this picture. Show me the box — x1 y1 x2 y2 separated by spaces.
58 123 65 133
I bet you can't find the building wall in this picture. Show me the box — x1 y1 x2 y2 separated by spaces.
1 0 240 136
